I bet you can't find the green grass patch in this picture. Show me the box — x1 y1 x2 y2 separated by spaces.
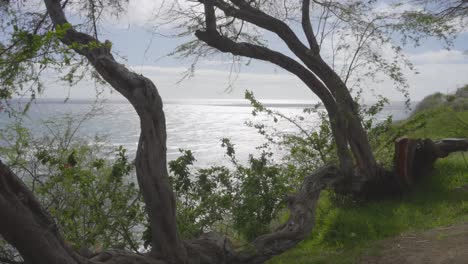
268 108 468 264
269 155 468 264
399 107 468 139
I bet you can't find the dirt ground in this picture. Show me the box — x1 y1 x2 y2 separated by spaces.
360 222 468 264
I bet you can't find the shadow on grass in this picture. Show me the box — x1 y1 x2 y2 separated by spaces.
269 154 468 264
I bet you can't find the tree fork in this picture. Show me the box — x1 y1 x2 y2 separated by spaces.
1 0 467 263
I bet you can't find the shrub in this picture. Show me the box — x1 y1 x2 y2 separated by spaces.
0 114 146 261
165 141 293 242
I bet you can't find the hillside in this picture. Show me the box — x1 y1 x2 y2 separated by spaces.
268 89 468 264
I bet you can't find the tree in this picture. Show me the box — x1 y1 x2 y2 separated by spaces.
411 0 467 21
395 0 467 47
0 1 467 264
162 0 468 194
194 0 382 184
164 0 453 193
1 0 186 263
0 113 146 257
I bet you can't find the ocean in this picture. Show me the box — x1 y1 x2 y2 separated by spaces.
0 99 410 167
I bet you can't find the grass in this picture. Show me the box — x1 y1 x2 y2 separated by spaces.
398 107 468 139
267 106 468 264
412 85 468 114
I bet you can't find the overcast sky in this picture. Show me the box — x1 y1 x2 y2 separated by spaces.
40 0 468 102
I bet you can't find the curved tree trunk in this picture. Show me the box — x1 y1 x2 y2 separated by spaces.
322 66 379 181
1 1 467 264
0 161 84 264
194 0 379 183
42 0 187 262
2 136 467 264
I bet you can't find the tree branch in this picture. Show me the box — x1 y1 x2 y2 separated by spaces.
210 0 339 93
204 0 217 32
301 0 320 53
395 137 468 186
0 160 83 264
240 166 340 263
42 0 186 261
196 2 356 177
195 28 335 109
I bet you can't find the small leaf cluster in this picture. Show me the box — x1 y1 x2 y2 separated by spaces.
163 140 294 243
245 90 336 172
0 115 145 255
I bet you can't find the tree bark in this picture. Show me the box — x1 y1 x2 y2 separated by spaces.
41 0 187 262
196 0 378 181
395 137 468 186
0 160 84 264
1 1 467 264
3 134 466 264
195 1 356 178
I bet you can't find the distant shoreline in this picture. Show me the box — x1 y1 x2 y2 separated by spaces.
6 98 415 109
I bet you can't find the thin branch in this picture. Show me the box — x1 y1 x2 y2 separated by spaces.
195 27 337 111
344 20 376 84
88 0 99 39
209 0 345 98
301 0 320 53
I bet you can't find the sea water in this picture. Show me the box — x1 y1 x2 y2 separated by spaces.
0 99 410 167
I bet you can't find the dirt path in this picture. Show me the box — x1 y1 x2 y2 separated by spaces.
361 222 468 264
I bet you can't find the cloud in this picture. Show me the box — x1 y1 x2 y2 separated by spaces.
116 0 164 27
39 65 319 102
408 49 467 64
104 0 200 30
371 63 468 101
131 66 318 100
38 60 468 104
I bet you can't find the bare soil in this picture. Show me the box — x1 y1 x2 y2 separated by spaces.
360 222 468 264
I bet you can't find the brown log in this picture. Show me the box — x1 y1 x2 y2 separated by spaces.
334 137 468 199
395 137 468 186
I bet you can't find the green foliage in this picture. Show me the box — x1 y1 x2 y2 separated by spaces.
269 153 468 264
0 18 81 104
227 146 292 241
0 11 113 113
412 85 468 115
267 107 468 264
245 90 335 172
397 10 456 46
169 149 234 240
165 90 399 244
165 142 293 242
0 115 145 255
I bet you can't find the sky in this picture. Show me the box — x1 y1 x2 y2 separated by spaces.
40 0 468 103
